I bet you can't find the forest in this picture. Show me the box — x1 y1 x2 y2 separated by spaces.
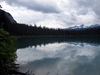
2 22 100 36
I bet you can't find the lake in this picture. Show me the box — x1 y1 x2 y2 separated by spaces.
16 37 100 75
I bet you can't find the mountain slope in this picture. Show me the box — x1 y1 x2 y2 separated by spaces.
0 9 17 25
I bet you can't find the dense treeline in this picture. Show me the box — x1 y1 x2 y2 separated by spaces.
2 22 100 36
2 23 64 36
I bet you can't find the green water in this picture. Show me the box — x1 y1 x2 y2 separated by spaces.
16 37 100 75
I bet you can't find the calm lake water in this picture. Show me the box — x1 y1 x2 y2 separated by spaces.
16 37 100 75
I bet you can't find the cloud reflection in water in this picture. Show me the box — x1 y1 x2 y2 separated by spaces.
16 41 100 75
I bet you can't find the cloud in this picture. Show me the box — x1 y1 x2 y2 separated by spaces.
1 0 100 28
1 0 60 13
77 0 99 14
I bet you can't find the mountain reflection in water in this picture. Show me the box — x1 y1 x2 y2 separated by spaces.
16 37 100 75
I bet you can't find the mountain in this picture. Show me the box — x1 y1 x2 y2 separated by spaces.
66 24 100 30
87 24 100 28
0 9 17 25
0 9 100 36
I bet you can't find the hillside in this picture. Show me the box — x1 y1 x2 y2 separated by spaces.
0 9 16 24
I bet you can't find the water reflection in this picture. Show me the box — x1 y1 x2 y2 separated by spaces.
17 37 100 48
16 37 100 75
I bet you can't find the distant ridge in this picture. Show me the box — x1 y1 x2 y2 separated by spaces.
65 24 100 30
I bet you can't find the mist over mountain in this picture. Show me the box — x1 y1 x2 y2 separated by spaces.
66 24 100 30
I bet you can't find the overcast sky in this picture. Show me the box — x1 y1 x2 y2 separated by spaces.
1 0 100 28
